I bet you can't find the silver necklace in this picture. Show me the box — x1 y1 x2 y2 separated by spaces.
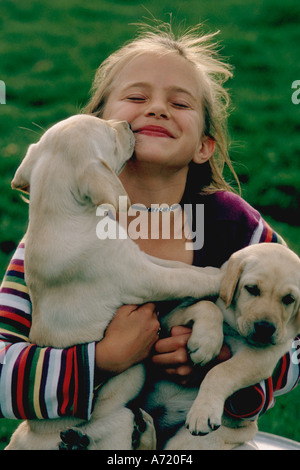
131 203 181 213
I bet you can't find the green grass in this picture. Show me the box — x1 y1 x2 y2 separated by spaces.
0 0 299 447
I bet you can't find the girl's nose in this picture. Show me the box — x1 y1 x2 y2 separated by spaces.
145 99 169 119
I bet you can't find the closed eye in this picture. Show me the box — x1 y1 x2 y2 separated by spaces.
244 285 260 296
126 96 146 102
172 102 190 109
282 294 295 306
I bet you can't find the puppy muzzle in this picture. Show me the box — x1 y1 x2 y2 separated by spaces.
247 320 277 346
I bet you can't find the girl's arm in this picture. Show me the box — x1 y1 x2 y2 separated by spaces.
0 241 95 420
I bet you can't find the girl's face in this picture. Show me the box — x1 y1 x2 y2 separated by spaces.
102 53 213 172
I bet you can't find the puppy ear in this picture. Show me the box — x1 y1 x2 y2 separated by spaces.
79 158 130 210
11 144 38 194
219 251 248 308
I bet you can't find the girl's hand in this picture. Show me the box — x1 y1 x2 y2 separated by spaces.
152 326 231 384
152 326 193 383
95 303 160 375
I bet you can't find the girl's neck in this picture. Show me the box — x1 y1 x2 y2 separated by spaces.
119 160 188 208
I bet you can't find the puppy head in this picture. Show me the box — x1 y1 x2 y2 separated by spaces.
74 117 134 209
220 243 300 345
104 119 135 174
11 115 135 211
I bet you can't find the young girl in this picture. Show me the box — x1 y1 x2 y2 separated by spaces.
0 23 299 448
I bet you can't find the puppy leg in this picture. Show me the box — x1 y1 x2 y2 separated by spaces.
89 407 156 450
164 421 257 450
186 344 286 436
86 407 136 450
162 301 224 365
126 258 223 305
6 421 61 450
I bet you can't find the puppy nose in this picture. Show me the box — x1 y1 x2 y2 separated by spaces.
253 321 276 344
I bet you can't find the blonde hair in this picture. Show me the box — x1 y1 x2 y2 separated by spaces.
83 21 240 195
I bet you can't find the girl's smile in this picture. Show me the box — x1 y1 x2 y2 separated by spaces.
134 124 175 139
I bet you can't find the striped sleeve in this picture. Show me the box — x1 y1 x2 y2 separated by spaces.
224 216 300 421
224 338 300 421
0 241 95 420
249 215 286 246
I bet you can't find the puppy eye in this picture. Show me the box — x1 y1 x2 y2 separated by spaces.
245 285 260 296
282 294 295 306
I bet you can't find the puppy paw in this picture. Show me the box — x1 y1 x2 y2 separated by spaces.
187 331 222 366
185 399 223 436
59 428 90 450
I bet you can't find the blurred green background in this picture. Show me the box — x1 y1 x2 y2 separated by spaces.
0 0 299 449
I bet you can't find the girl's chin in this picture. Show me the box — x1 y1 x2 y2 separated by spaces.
130 155 173 167
132 148 178 166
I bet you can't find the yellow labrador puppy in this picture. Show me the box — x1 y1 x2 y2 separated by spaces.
6 115 223 450
144 243 300 450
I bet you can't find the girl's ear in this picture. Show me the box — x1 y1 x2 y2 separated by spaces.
193 136 215 165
